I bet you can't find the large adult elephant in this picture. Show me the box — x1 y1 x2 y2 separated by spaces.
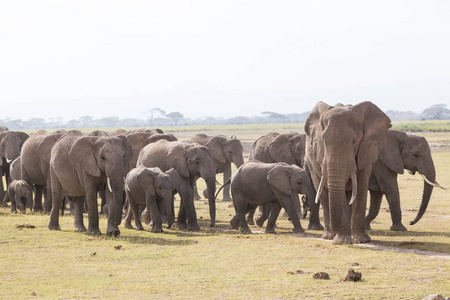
48 131 133 236
137 139 216 230
190 134 244 201
305 101 391 244
0 131 29 187
20 130 65 213
365 130 445 231
0 126 9 204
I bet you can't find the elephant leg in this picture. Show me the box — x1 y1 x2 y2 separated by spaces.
265 202 282 233
86 188 101 235
222 164 233 201
320 190 335 240
131 200 145 231
99 189 107 214
365 190 383 230
246 207 256 225
230 214 240 230
33 185 44 213
0 174 6 207
307 194 324 230
72 196 87 232
235 200 251 233
350 168 372 244
256 204 270 227
48 177 63 231
177 188 200 231
148 198 163 233
280 193 305 233
123 191 135 229
43 186 52 215
385 185 407 231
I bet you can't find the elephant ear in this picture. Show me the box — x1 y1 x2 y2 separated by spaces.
304 102 333 136
147 133 178 144
16 131 30 144
116 135 134 166
167 168 188 194
37 133 64 163
69 136 101 177
167 142 190 178
267 164 292 196
352 101 392 170
206 136 227 164
137 167 162 197
378 130 406 174
269 134 296 164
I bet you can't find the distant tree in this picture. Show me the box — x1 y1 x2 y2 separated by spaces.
79 116 94 128
166 112 184 126
145 108 166 125
261 111 289 123
421 104 450 120
23 118 47 129
226 116 251 125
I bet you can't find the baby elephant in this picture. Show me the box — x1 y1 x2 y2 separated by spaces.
5 180 33 214
124 166 176 233
229 161 315 233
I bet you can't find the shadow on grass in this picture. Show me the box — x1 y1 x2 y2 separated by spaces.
103 234 198 246
364 239 450 256
368 229 450 238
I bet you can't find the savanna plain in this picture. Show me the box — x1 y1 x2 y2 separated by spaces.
1 121 449 299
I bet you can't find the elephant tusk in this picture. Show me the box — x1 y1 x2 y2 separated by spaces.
349 173 358 205
421 174 447 190
6 158 12 163
315 176 325 204
125 181 130 192
107 177 112 192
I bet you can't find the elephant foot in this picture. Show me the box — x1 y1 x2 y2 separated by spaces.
265 228 277 234
136 225 144 231
308 222 324 231
124 222 134 230
239 227 252 234
173 222 188 230
141 209 151 225
352 232 371 244
151 228 163 233
292 227 305 234
230 216 239 230
106 229 120 237
390 223 407 231
187 223 201 231
322 230 335 240
364 223 372 230
255 218 265 228
333 233 353 245
87 227 102 235
74 225 87 232
48 223 61 230
11 210 17 214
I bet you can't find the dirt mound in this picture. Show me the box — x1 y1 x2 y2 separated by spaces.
344 269 362 282
313 272 329 280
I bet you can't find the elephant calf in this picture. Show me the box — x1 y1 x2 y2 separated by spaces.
5 180 33 214
229 161 315 233
124 166 178 233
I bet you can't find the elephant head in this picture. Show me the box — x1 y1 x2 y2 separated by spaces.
269 133 306 167
305 101 391 236
69 135 133 230
267 163 316 201
0 131 29 165
167 141 217 226
379 130 445 225
206 136 244 169
136 167 176 229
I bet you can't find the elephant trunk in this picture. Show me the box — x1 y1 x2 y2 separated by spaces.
164 191 175 229
205 177 216 227
233 152 244 168
409 169 436 225
108 176 125 226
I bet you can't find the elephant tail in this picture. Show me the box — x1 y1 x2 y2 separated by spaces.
214 178 231 202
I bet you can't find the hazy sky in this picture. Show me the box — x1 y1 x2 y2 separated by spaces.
1 1 449 121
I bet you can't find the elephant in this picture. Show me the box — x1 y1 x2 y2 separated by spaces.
246 132 316 227
365 130 446 231
137 139 216 230
0 131 29 190
48 130 133 236
228 161 315 233
190 134 244 201
2 156 23 206
0 126 9 203
5 180 33 214
124 166 180 232
20 130 65 213
305 101 391 245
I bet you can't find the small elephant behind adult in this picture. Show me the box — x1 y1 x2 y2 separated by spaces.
124 166 180 233
366 130 446 231
5 180 33 214
229 161 315 234
190 134 244 201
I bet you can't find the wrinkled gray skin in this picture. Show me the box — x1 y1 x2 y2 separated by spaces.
5 180 33 214
246 132 317 228
20 130 64 213
229 161 315 233
124 167 181 232
137 140 216 230
190 134 244 201
305 101 391 245
366 130 442 231
48 131 133 236
0 131 29 196
3 157 23 207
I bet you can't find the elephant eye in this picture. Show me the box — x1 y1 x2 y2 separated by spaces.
158 186 162 190
195 161 199 165
413 154 419 158
100 155 106 160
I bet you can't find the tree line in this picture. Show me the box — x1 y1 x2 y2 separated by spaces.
1 104 449 130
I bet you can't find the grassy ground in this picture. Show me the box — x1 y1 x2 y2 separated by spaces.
2 125 449 299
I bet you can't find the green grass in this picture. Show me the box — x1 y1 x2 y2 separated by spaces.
1 126 449 299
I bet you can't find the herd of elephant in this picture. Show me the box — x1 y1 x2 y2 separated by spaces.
0 101 445 244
